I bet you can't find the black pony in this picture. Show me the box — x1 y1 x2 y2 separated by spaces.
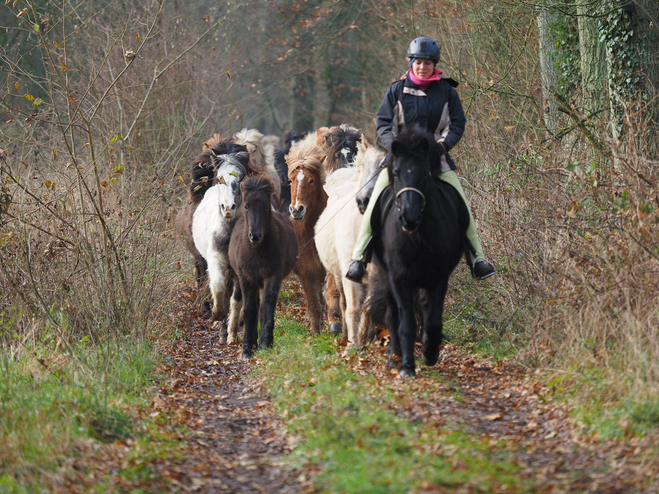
273 131 306 214
228 176 298 358
369 126 469 377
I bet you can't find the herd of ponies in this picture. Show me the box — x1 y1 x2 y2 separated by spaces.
176 124 468 377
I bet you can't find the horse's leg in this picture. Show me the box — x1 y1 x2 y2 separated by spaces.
258 278 281 350
385 292 402 369
299 271 324 336
342 277 364 348
422 279 449 367
194 255 211 317
227 282 243 345
242 281 259 359
390 282 417 378
326 274 343 336
208 252 229 321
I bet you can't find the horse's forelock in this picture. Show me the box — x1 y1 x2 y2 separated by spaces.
286 142 326 181
241 175 274 199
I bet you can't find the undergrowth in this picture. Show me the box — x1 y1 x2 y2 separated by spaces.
256 317 529 493
0 335 183 492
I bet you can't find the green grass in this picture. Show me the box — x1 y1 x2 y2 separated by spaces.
255 317 529 493
0 335 182 492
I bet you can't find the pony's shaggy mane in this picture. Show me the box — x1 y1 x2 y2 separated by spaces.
241 174 275 198
189 137 249 205
285 141 327 183
324 124 362 174
234 128 268 174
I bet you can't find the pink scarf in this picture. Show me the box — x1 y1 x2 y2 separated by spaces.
406 68 442 91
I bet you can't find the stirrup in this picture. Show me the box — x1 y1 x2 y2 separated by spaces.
471 256 496 280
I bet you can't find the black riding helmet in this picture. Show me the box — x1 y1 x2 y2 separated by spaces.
407 36 440 63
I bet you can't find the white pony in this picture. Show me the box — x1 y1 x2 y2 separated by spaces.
192 151 250 323
234 128 282 199
314 137 386 347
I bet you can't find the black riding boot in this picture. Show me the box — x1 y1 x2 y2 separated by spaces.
471 258 496 280
345 237 373 284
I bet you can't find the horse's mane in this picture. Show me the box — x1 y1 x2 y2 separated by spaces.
284 131 306 148
323 167 359 198
234 128 268 174
189 137 249 205
241 174 275 199
324 124 362 174
389 126 443 176
286 141 327 183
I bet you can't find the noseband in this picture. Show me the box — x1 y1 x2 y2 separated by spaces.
396 187 426 211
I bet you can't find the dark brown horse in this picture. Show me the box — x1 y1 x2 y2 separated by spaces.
227 176 298 358
286 141 328 336
318 124 362 174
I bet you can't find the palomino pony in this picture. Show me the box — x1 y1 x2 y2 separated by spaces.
234 128 282 201
227 176 298 358
286 141 329 336
370 127 469 377
190 138 251 322
314 144 377 347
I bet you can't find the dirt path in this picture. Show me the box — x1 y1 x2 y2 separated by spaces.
152 282 657 493
152 289 306 493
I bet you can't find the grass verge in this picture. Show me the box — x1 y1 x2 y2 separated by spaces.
0 336 184 492
255 317 529 493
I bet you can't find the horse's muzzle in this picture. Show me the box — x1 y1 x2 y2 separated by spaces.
356 196 369 215
399 214 420 233
289 204 306 221
249 231 263 244
221 203 237 219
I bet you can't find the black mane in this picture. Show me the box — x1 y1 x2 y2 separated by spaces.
189 139 249 205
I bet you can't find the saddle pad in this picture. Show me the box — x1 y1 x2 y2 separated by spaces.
370 185 394 236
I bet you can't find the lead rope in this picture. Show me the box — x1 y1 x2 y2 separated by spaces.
295 158 386 259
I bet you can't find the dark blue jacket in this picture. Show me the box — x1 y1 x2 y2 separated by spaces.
376 74 466 171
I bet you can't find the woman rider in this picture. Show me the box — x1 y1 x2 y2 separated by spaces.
345 36 496 282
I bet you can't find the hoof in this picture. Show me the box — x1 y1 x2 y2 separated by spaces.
422 348 439 367
386 356 400 370
242 351 253 360
259 341 273 351
399 367 415 379
329 323 342 336
227 333 238 345
200 302 212 319
218 332 227 345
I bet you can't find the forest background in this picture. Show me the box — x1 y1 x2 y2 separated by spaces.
0 0 658 489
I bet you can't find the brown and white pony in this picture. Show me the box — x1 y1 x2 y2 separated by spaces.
286 141 329 336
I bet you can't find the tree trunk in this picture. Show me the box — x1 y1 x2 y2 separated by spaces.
537 7 559 132
576 2 608 117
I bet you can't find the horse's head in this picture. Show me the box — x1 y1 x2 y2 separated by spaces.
241 175 276 244
389 128 443 233
213 150 249 219
234 128 267 174
355 135 387 215
322 124 362 174
286 142 326 221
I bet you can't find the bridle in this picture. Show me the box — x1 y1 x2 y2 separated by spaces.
395 186 426 212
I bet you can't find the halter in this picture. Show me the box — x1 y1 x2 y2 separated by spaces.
395 187 426 211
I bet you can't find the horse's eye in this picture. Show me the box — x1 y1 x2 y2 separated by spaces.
244 205 249 211
287 180 292 186
392 169 399 177
309 179 314 184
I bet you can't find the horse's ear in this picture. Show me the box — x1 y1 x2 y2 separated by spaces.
316 127 330 147
356 140 366 156
419 138 429 154
361 134 371 149
319 154 327 164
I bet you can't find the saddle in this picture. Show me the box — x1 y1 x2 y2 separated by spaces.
369 178 474 257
